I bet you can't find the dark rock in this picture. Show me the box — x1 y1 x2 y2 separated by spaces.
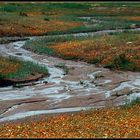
20 12 28 17
15 52 22 56
0 79 13 87
80 80 84 85
43 81 48 84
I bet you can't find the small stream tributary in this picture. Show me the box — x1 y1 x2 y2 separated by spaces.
0 28 140 122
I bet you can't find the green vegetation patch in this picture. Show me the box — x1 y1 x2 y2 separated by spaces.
104 53 138 71
0 2 140 36
23 31 140 72
0 56 48 81
23 35 86 55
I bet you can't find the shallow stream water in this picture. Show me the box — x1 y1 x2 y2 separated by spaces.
0 28 140 122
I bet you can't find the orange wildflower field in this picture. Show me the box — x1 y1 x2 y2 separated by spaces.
0 57 20 75
0 12 82 36
48 33 140 71
0 103 140 138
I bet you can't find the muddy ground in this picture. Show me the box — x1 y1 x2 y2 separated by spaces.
0 29 140 123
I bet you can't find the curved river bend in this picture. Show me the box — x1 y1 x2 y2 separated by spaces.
0 28 140 122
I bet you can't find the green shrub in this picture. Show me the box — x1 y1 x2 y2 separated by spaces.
123 97 140 109
104 53 138 71
44 17 50 21
88 58 100 64
0 74 4 80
